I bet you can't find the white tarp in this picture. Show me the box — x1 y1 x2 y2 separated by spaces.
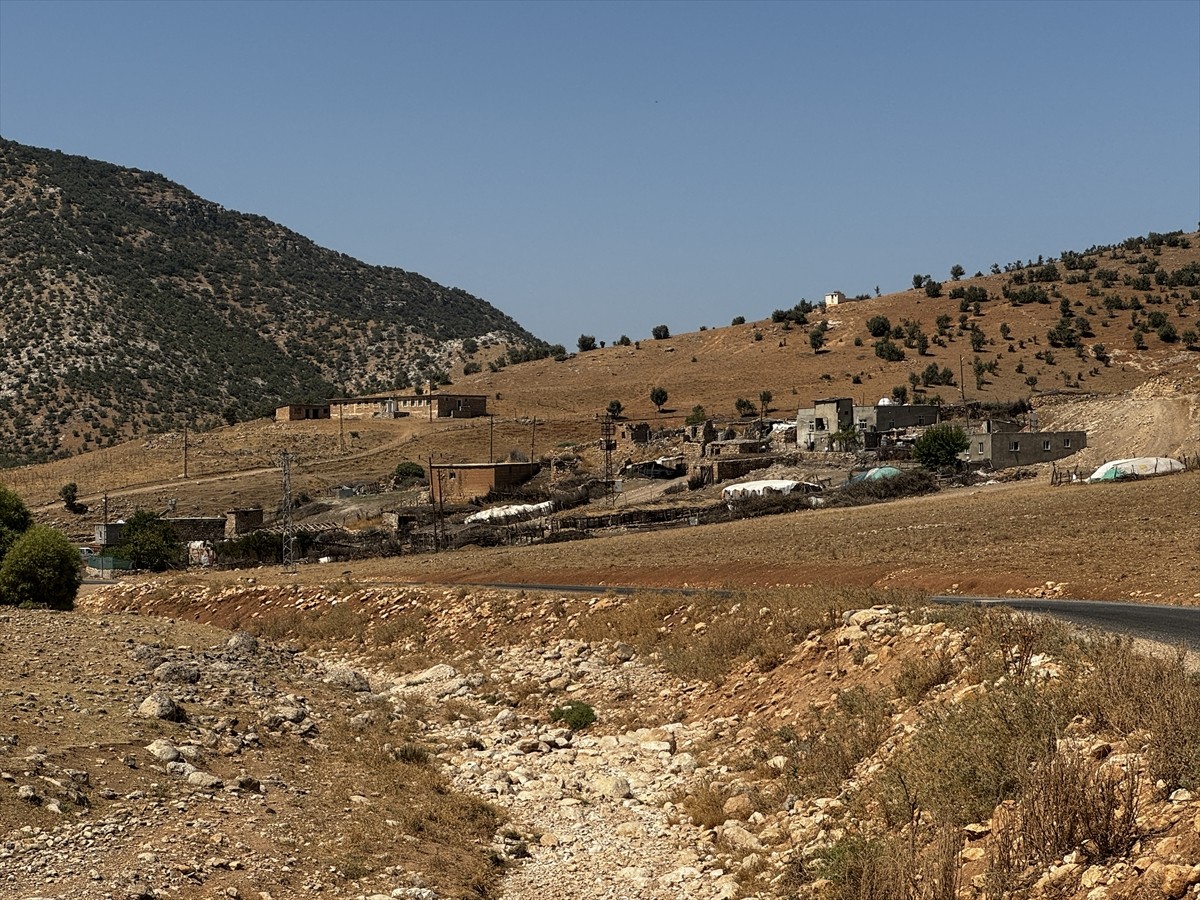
464 500 555 525
722 479 803 499
1087 457 1184 482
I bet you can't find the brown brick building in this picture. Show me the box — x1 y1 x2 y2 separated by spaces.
429 461 540 505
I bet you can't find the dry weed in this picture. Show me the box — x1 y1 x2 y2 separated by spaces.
1074 637 1200 790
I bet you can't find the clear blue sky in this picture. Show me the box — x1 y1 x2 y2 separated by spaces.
2 0 1197 348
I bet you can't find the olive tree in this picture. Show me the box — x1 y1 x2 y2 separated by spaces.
913 424 969 471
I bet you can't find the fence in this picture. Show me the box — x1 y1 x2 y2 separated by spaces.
1051 452 1196 486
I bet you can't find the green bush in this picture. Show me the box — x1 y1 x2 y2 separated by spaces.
913 424 969 471
874 338 905 362
550 700 596 731
866 315 892 338
394 460 427 482
0 484 33 561
0 524 81 610
117 510 182 572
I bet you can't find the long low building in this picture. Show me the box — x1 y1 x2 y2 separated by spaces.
331 392 488 420
967 429 1087 469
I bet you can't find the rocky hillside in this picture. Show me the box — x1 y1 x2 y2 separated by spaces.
31 578 1195 900
0 138 549 465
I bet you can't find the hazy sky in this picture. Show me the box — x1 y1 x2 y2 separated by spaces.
2 1 1197 347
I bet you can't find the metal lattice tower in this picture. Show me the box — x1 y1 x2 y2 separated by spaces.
600 414 616 505
278 451 297 573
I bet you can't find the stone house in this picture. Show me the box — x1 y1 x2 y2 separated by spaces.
332 392 488 420
428 461 540 505
275 403 331 421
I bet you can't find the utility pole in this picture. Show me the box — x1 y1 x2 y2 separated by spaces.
339 398 345 453
278 451 297 574
600 414 616 506
488 414 494 464
959 356 967 402
530 417 537 461
182 422 189 478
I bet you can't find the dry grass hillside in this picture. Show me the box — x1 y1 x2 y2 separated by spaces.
446 231 1200 423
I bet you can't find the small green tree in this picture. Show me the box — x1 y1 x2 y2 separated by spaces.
735 397 756 417
913 424 969 471
577 334 597 352
686 405 707 426
59 483 79 511
650 386 668 413
875 339 905 362
973 356 988 390
606 399 624 418
950 264 966 281
810 328 826 352
0 484 32 561
0 525 81 610
394 461 426 483
117 511 182 572
970 326 986 353
651 325 670 340
759 390 773 417
616 335 632 346
731 315 746 326
924 279 943 298
866 315 892 338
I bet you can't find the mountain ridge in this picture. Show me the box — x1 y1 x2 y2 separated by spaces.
0 137 549 465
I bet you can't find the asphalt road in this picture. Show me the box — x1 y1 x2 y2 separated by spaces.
932 595 1200 651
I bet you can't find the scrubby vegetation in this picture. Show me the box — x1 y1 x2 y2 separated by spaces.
0 138 548 464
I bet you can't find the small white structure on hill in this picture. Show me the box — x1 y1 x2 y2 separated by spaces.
824 291 847 307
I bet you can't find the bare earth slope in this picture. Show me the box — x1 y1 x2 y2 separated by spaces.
25 579 1194 900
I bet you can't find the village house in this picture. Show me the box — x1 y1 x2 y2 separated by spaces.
824 290 847 307
275 403 331 421
428 461 540 505
796 397 943 451
966 422 1087 469
331 392 488 420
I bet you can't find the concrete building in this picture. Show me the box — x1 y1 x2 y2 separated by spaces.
275 403 331 421
429 461 540 505
967 427 1087 469
226 507 264 538
824 291 847 307
332 392 489 420
796 398 855 451
797 398 944 451
871 402 941 432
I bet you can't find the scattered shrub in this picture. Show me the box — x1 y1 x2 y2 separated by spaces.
549 700 596 731
0 524 81 610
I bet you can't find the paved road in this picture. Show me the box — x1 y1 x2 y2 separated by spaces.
932 595 1200 651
